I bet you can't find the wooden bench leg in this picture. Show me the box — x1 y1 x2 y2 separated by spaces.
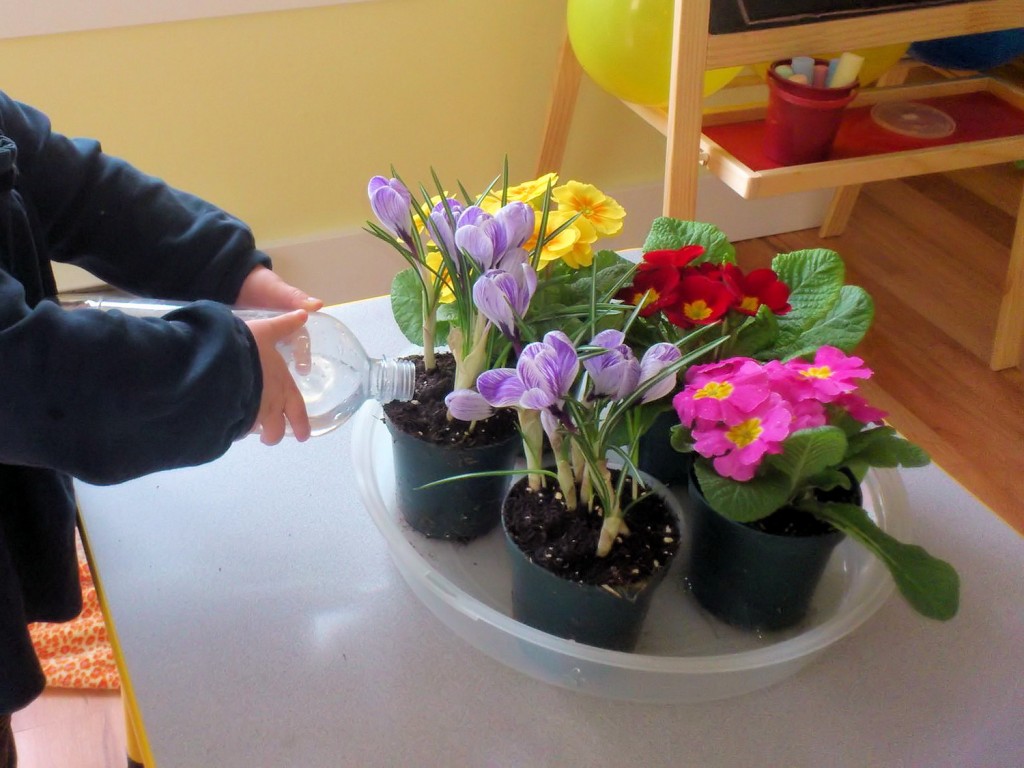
535 31 583 177
819 183 863 237
989 176 1024 370
817 59 914 238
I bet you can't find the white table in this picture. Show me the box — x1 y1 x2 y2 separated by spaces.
76 298 1024 768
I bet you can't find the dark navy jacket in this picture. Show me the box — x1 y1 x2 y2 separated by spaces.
0 92 267 712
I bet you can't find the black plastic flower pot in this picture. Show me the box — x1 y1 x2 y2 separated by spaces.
501 477 677 652
503 532 670 652
636 409 692 487
385 419 521 541
686 471 852 632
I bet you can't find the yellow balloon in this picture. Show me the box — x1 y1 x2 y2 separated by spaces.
566 0 742 107
753 44 910 87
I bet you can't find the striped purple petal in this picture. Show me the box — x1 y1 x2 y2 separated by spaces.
368 176 412 239
477 368 526 408
639 343 682 403
445 388 495 421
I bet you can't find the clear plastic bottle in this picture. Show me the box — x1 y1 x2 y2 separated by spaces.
62 296 416 436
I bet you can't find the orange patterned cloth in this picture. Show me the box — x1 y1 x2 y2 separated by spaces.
27 535 120 690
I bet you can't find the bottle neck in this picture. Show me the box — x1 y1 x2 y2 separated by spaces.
369 356 416 403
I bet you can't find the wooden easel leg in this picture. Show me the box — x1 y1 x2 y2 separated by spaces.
535 31 583 177
662 0 711 219
819 184 863 237
989 175 1024 370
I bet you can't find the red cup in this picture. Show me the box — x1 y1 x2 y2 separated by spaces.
764 59 859 165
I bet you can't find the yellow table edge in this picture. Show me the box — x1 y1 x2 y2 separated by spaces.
76 509 156 768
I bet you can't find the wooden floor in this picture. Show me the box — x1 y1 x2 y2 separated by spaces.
733 164 1024 535
11 163 1024 768
11 688 126 768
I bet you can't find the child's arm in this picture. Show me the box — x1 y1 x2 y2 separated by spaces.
0 270 260 484
0 91 266 304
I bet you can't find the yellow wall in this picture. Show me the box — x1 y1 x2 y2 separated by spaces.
0 0 666 245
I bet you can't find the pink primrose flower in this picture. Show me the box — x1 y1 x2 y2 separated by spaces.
834 392 888 424
690 393 794 481
683 356 759 385
787 346 872 402
674 358 770 425
788 398 829 431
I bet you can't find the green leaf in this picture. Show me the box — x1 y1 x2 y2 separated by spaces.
436 302 459 323
772 249 845 308
770 249 846 354
669 423 695 453
641 218 736 264
389 268 449 348
777 285 874 359
733 305 780 358
559 250 634 304
768 427 848 490
803 467 852 492
390 269 425 346
695 460 791 522
814 502 960 620
846 426 931 468
632 402 673 438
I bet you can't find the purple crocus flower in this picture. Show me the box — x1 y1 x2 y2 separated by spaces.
493 246 531 274
426 197 465 259
444 388 495 422
472 263 538 342
477 331 579 426
493 201 535 249
454 206 510 270
367 176 412 240
638 343 683 403
583 330 640 400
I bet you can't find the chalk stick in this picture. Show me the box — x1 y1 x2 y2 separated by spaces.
791 56 815 82
813 63 828 88
774 64 794 79
828 52 864 88
789 74 809 85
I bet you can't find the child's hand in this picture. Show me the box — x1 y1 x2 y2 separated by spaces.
246 310 312 444
237 266 323 312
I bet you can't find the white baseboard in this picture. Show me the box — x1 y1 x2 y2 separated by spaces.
53 177 833 303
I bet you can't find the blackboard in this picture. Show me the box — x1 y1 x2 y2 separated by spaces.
709 0 976 34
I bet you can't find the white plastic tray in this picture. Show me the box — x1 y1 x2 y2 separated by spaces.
352 401 905 703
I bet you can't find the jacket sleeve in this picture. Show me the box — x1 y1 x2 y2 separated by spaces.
0 271 262 485
0 92 266 483
0 91 269 302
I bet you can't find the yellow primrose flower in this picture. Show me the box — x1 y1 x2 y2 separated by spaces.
527 209 581 267
501 172 560 206
553 181 626 237
559 217 599 270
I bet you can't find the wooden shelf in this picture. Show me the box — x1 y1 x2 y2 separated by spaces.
535 0 1024 369
627 76 1024 200
623 72 1024 372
